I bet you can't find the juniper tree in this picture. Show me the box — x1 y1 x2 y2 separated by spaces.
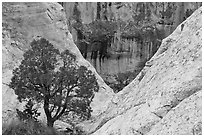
9 38 99 127
16 99 40 122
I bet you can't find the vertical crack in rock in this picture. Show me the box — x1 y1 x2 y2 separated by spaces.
46 8 53 20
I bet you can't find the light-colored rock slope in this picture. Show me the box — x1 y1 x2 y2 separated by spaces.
88 7 202 135
2 2 113 127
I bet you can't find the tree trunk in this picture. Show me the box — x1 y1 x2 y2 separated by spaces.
96 2 101 20
47 118 54 127
44 95 54 127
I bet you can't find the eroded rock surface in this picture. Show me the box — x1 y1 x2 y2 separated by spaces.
148 90 202 135
86 7 202 135
62 2 201 84
2 2 113 128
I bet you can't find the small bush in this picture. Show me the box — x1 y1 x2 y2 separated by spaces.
105 60 146 93
110 71 138 93
105 70 142 93
2 119 59 135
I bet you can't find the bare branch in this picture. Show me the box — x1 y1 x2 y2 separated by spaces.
52 89 63 118
53 84 77 121
52 105 62 119
50 104 56 113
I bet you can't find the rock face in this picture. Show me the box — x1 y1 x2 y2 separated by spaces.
78 7 202 135
2 2 113 128
148 90 202 135
61 2 201 83
63 2 201 31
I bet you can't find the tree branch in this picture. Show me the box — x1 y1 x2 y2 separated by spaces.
50 74 64 98
50 104 56 114
52 89 63 118
50 83 63 98
21 85 40 92
27 76 43 91
52 85 77 121
54 106 66 121
52 105 62 119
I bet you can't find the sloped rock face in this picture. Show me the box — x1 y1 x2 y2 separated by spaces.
81 7 202 135
148 90 202 135
2 2 113 127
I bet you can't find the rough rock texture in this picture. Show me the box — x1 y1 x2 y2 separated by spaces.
80 7 202 135
148 90 202 135
62 2 201 83
64 2 202 40
2 2 113 128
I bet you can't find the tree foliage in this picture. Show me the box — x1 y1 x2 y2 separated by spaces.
106 71 137 93
83 20 117 43
16 100 40 122
9 38 99 127
105 61 146 93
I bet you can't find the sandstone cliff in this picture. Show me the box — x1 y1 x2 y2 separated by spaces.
61 2 201 85
78 7 202 135
63 2 201 40
2 2 113 127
